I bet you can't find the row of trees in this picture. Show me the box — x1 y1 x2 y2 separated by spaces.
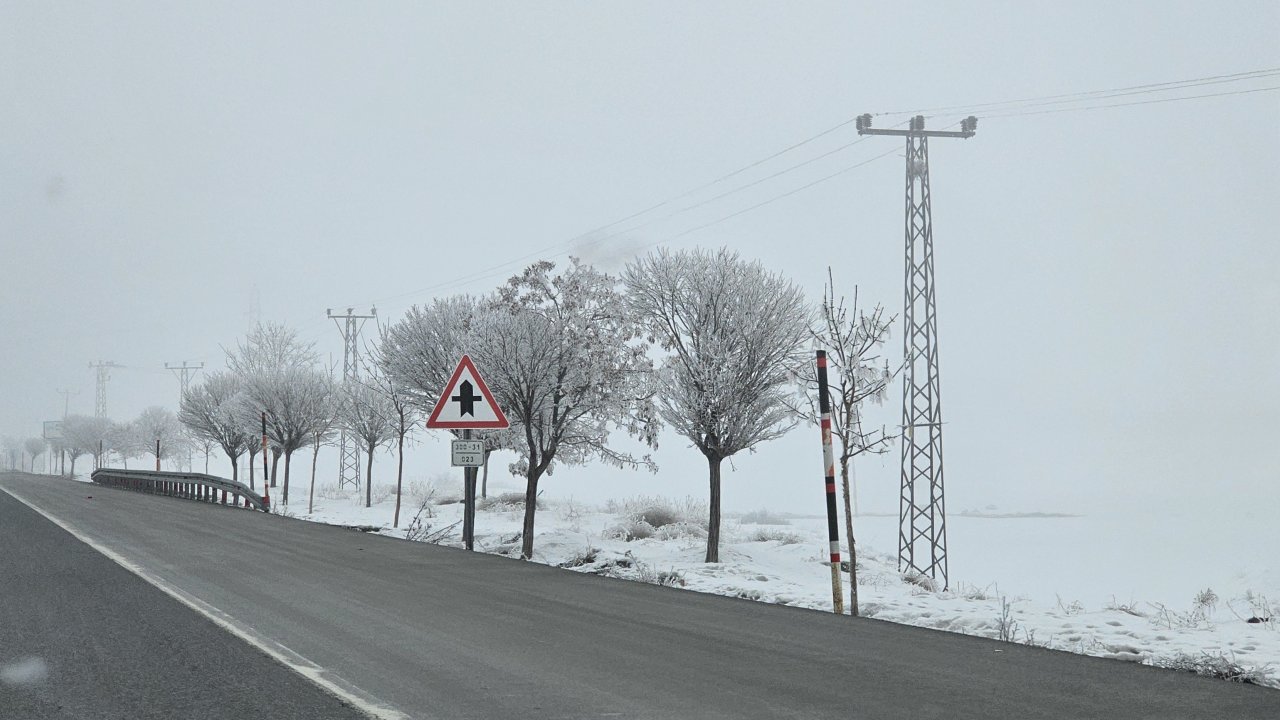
371 247 897 568
45 248 892 586
50 407 194 476
0 436 48 472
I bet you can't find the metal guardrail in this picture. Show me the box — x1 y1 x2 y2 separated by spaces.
90 468 270 512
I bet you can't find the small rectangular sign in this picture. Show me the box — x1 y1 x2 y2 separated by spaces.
451 440 485 467
43 420 64 441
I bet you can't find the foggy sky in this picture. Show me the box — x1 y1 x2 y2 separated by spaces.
2 2 1277 525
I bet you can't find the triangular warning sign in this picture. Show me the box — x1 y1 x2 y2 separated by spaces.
425 355 510 430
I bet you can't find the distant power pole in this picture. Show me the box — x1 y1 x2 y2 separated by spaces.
89 361 121 418
167 361 204 472
165 361 204 403
857 113 978 591
56 388 79 418
328 307 377 489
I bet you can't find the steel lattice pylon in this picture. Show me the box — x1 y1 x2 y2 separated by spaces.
329 307 377 490
898 131 948 588
858 114 976 591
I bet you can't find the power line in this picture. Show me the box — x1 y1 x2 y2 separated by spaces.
978 84 1280 119
876 66 1280 117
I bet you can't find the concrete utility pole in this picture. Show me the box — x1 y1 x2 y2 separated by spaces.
56 388 78 418
166 361 204 471
89 361 121 418
856 113 978 591
328 307 376 489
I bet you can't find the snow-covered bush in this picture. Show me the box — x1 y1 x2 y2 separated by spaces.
1152 651 1273 685
477 491 536 511
743 527 803 545
315 484 354 501
738 508 791 525
606 518 656 541
370 483 397 505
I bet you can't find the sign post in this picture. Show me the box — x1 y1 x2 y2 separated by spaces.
426 355 509 550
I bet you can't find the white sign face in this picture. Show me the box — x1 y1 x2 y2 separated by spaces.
43 420 64 441
425 355 510 430
451 440 485 467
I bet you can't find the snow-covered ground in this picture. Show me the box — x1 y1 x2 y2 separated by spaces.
269 474 1280 690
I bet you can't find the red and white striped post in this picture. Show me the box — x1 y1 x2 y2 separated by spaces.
260 412 271 512
816 350 845 615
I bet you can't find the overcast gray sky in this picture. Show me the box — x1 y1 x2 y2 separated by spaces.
2 2 1277 522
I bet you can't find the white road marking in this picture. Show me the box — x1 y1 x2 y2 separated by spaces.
0 484 409 720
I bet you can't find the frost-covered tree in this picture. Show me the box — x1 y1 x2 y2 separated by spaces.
377 296 512 498
362 350 419 527
133 406 187 470
242 367 335 506
306 393 341 515
793 271 897 615
340 381 395 508
61 414 112 477
179 371 252 483
23 437 45 472
226 322 322 492
475 259 659 560
624 248 810 563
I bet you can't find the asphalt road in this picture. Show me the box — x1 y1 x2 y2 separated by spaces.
0 476 369 720
2 472 1276 719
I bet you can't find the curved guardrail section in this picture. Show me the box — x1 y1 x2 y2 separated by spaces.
90 468 270 512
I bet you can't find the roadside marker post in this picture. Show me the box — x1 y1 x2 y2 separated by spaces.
816 351 845 615
260 412 271 512
427 355 509 550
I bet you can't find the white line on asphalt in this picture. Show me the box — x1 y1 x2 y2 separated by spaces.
0 483 410 720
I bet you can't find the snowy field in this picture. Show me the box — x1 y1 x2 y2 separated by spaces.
234 472 1280 690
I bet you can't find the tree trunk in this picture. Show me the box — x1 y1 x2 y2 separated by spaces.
248 448 257 490
282 451 292 506
393 432 405 528
69 455 77 477
481 451 490 498
705 454 723 563
230 455 238 483
309 439 320 515
270 448 281 488
365 446 374 508
520 468 543 560
840 456 859 616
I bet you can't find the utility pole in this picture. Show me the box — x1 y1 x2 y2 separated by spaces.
857 113 978 591
328 307 376 489
56 388 78 418
89 361 120 418
166 361 204 471
55 388 79 475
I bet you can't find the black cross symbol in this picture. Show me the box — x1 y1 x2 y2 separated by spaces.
451 380 483 417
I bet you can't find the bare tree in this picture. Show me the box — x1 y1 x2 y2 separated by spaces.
793 271 898 615
476 259 659 560
23 437 44 472
624 248 810 563
179 371 252 484
340 381 395 508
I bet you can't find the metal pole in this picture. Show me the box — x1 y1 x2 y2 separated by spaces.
816 350 845 614
260 413 271 511
463 429 476 550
